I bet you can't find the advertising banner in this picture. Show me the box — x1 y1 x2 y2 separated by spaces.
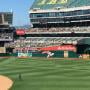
16 29 25 35
38 0 68 5
18 53 32 58
15 47 38 51
39 45 76 51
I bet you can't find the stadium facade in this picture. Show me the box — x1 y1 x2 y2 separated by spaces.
28 0 90 58
30 0 90 27
2 0 90 58
0 12 15 55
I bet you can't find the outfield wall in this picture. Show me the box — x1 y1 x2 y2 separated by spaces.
0 51 79 58
32 51 79 58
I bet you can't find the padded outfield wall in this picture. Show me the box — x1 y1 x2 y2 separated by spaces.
32 51 79 58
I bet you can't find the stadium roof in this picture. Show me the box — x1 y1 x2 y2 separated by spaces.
0 12 13 25
30 0 90 10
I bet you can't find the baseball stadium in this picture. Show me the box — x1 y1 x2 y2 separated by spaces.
1 0 90 90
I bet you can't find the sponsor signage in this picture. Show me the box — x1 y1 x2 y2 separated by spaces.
38 0 68 5
18 53 32 58
39 45 76 51
15 47 37 51
16 29 25 35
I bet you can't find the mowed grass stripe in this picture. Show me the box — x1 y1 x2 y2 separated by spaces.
0 58 90 90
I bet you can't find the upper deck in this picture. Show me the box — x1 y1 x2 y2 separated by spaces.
30 0 90 10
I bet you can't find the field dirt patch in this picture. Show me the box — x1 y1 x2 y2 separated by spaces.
0 75 13 90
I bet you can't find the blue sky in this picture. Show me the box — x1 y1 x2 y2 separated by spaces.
0 0 34 26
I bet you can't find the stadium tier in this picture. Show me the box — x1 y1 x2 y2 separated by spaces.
29 0 90 27
0 12 14 54
12 37 83 48
25 27 90 34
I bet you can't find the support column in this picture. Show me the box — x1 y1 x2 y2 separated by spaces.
64 51 68 58
1 14 5 24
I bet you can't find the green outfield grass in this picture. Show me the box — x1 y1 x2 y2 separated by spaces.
0 58 90 90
